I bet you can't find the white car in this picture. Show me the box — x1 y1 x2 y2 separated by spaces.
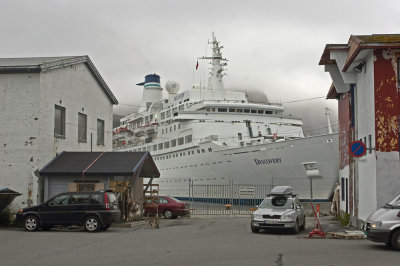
251 186 306 234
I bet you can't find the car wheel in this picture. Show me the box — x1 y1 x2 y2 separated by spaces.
24 215 39 231
84 216 100 232
391 230 400 251
292 219 300 234
101 224 111 231
163 210 174 219
300 216 306 230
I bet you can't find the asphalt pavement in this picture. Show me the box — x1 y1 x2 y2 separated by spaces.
0 216 398 266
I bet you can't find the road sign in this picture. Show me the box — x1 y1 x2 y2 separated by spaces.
350 141 366 157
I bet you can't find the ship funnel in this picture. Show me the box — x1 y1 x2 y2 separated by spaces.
137 74 163 113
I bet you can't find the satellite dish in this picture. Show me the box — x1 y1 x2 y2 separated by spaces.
165 81 180 95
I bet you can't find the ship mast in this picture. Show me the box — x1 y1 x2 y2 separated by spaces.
198 33 228 93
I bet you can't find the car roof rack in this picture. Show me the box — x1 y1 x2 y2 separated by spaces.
267 186 295 197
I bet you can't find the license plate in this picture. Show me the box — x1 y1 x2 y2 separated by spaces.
264 219 278 224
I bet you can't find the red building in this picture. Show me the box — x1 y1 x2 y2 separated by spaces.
320 34 400 227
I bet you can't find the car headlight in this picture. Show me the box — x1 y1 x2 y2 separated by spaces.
252 214 262 219
370 222 382 228
281 211 295 220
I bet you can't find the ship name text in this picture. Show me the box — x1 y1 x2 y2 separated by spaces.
254 158 282 165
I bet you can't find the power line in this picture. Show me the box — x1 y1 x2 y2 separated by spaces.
282 96 327 104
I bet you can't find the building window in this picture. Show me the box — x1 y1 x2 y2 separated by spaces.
178 137 184 145
78 113 87 143
158 143 163 150
341 178 345 201
153 144 157 151
97 119 104 145
54 105 65 138
238 133 242 140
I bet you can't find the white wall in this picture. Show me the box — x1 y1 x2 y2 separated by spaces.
0 62 115 212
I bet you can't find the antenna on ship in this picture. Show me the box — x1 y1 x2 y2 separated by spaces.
325 107 333 134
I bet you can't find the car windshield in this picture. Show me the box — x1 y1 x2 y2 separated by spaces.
258 197 294 209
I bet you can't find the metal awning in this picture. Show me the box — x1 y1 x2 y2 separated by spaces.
39 151 160 178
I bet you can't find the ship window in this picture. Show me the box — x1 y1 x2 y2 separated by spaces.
251 110 257 113
183 152 186 156
236 109 243 113
258 110 264 114
164 141 170 149
179 105 184 111
244 109 250 113
153 144 157 151
142 147 146 151
162 129 164 134
265 111 273 115
158 143 163 150
180 153 182 156
192 151 194 154
218 108 227 112
197 150 200 154
201 149 205 153
174 125 176 131
178 137 184 145
161 112 165 120
166 110 171 118
147 146 151 151
208 148 212 152
173 107 178 114
229 108 235 112
211 108 216 112
185 135 192 143
166 128 168 133
178 124 181 129
206 108 210 112
238 133 242 140
171 139 177 147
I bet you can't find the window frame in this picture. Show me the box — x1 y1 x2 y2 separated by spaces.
97 119 105 146
78 112 87 143
54 105 66 138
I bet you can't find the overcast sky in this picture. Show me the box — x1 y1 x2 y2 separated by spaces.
2 0 399 133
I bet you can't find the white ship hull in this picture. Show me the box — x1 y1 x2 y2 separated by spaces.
114 34 339 201
147 133 338 200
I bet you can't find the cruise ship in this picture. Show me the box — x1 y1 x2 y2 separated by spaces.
113 33 339 200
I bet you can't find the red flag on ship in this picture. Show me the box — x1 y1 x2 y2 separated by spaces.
196 60 199 70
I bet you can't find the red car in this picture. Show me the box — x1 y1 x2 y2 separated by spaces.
144 196 190 219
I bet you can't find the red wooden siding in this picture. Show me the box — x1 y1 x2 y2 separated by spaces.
374 50 400 152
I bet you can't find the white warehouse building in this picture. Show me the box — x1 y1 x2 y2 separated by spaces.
0 56 118 211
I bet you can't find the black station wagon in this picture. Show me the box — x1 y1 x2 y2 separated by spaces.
16 191 120 232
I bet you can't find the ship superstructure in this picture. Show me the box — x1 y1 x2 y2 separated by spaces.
113 33 339 200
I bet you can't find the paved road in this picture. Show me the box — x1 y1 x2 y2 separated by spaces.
0 217 398 266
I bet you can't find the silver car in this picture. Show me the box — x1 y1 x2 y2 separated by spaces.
251 186 306 234
365 194 400 250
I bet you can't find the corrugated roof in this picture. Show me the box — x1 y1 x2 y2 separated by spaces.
0 56 118 104
39 151 160 178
